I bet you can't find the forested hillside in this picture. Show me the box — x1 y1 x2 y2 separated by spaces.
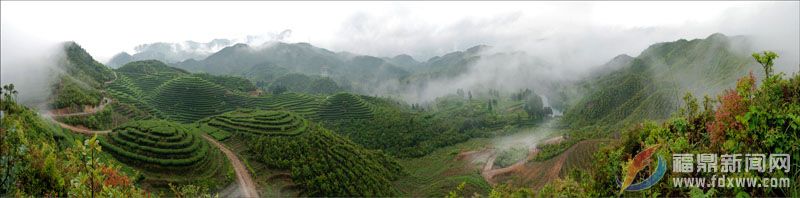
563 33 759 132
51 42 115 110
558 55 798 197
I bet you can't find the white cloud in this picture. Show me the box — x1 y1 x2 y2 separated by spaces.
0 25 64 106
4 1 795 63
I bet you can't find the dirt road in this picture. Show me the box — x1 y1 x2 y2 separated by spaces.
43 96 113 134
202 135 259 198
506 139 610 189
47 97 112 117
45 71 117 133
50 118 112 134
480 147 541 185
48 71 116 118
474 135 565 185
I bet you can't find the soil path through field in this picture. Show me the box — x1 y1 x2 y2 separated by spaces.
478 135 564 185
481 147 541 185
202 135 259 198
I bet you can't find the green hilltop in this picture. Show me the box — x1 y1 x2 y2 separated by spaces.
562 33 759 132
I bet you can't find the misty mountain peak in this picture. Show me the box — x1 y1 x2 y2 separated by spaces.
597 54 635 72
108 52 134 68
62 41 80 49
610 54 633 63
392 54 417 62
295 42 313 48
352 55 385 65
214 43 252 55
231 43 250 48
706 32 729 41
114 51 132 57
466 45 491 54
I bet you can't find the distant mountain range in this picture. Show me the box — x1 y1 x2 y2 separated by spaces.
107 39 507 93
107 39 235 68
104 33 764 126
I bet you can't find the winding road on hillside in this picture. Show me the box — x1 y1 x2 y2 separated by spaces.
43 97 114 134
202 135 260 198
44 72 117 134
49 118 112 134
48 97 113 117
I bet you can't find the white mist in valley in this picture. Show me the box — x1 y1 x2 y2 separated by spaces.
478 119 564 167
493 125 556 151
0 25 65 108
539 94 562 117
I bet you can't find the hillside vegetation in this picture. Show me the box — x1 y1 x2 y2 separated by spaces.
1 86 149 197
563 33 758 132
585 62 800 197
51 42 115 110
201 109 403 196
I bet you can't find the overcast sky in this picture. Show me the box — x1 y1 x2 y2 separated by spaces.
1 1 798 65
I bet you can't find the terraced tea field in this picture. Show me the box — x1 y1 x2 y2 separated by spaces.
318 93 375 120
108 61 333 124
107 73 144 98
150 76 241 123
99 120 231 189
248 93 323 120
201 109 402 196
108 88 165 119
199 109 308 136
